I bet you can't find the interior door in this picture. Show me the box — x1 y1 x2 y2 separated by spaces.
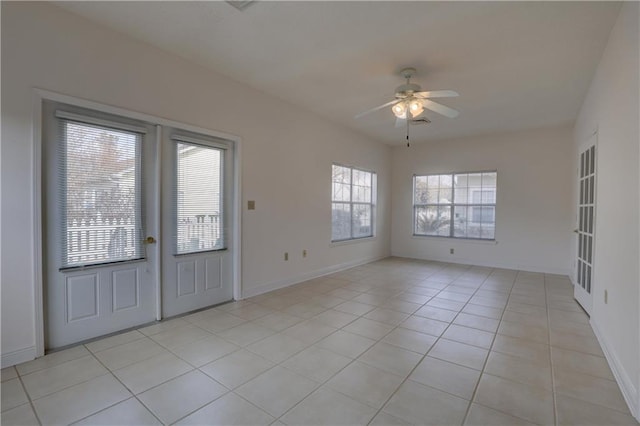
574 134 597 314
161 129 234 318
43 101 158 349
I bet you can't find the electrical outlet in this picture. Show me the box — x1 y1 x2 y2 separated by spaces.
303 249 307 258
604 289 608 304
247 200 255 210
284 252 288 261
450 248 454 254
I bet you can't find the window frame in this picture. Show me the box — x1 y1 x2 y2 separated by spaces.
331 163 377 243
413 170 497 241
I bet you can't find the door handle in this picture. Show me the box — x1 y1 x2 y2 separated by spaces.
573 229 579 234
144 236 157 244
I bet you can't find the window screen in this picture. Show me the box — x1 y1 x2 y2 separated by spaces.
414 171 497 240
175 140 225 254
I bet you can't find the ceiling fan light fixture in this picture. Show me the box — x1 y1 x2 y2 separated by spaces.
409 98 424 118
392 102 407 118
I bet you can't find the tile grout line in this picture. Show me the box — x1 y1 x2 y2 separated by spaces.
250 270 400 424
364 266 494 425
260 267 536 420
17 354 114 403
274 262 455 424
546 274 559 426
459 269 560 425
210 270 395 425
68 344 165 426
461 270 550 425
14 368 44 426
458 269 515 425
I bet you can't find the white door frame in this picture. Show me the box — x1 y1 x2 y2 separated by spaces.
32 88 243 356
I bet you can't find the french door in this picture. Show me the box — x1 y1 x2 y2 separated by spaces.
43 101 234 349
160 129 234 318
574 134 597 314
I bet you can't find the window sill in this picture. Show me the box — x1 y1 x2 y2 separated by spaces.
411 234 498 245
330 236 377 247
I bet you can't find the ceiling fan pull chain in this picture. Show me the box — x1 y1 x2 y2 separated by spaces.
406 115 410 147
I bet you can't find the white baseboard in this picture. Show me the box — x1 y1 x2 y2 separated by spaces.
2 346 37 368
390 252 571 276
241 255 386 299
591 319 639 420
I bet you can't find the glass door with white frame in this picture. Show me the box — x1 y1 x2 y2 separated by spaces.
574 135 597 315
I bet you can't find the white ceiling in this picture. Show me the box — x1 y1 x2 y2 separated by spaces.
54 1 621 146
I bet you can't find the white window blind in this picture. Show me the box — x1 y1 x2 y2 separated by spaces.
332 164 376 242
174 139 225 254
59 116 144 268
414 171 497 240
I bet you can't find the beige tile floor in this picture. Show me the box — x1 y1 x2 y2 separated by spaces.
2 258 638 425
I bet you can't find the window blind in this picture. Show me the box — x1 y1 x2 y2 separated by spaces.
174 139 225 254
58 115 144 268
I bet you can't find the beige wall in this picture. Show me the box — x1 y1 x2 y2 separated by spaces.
0 2 391 365
390 125 574 275
573 2 640 417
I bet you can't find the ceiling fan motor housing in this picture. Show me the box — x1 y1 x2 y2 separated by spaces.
395 83 421 98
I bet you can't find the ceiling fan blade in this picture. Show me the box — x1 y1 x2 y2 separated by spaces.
414 90 459 99
395 117 406 128
354 99 401 119
422 99 460 118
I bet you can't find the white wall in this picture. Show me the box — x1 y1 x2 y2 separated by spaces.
391 125 574 274
0 2 391 365
573 2 639 417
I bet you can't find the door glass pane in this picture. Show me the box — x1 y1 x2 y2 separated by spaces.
578 234 583 261
577 260 582 285
176 142 224 254
62 121 142 267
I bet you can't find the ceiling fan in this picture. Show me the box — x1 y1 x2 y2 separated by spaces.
355 68 459 128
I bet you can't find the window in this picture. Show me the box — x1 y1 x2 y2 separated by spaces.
59 116 144 268
413 171 497 240
332 164 376 242
175 139 225 254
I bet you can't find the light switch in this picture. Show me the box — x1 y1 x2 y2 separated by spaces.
248 200 255 210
